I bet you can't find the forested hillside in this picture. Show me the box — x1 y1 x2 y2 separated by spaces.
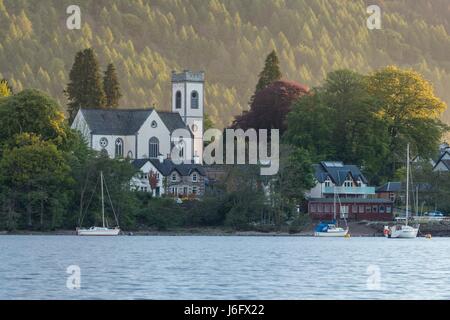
0 0 449 128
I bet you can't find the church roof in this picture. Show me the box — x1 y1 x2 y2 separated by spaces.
80 108 190 135
158 111 192 135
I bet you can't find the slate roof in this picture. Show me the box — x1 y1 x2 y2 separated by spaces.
81 108 153 135
80 108 191 135
433 151 450 170
313 161 368 185
132 158 206 177
158 111 193 136
376 182 402 193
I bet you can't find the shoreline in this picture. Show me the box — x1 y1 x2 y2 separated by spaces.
2 221 450 237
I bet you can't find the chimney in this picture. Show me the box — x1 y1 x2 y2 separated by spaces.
158 154 164 164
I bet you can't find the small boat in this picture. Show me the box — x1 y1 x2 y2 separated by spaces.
384 144 419 239
314 189 349 237
76 226 120 236
77 171 121 236
384 224 418 239
314 220 349 237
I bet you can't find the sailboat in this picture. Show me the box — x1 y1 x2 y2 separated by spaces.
76 171 121 236
384 144 419 239
314 188 349 237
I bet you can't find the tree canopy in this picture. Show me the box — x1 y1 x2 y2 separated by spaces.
103 63 122 108
65 48 106 123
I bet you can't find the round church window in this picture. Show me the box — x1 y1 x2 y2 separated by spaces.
151 120 158 128
192 124 198 132
99 137 108 148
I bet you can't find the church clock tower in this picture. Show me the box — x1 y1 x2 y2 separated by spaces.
171 70 204 163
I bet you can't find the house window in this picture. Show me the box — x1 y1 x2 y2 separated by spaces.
115 138 124 158
155 187 160 197
192 186 197 194
389 193 395 202
372 205 378 213
366 206 372 213
191 91 199 109
344 180 353 187
359 205 364 213
310 204 316 213
149 137 159 158
379 205 385 213
183 187 188 195
386 206 392 214
127 151 133 159
171 173 177 182
192 173 197 182
324 179 331 187
324 205 331 213
175 91 182 109
352 205 358 213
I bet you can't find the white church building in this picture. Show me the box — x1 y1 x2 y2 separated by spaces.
71 70 207 197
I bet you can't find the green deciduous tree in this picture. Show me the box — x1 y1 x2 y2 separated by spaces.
0 134 72 229
0 89 68 155
367 66 448 175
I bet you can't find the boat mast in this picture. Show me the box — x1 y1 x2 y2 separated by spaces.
101 171 105 228
333 187 337 223
406 144 410 226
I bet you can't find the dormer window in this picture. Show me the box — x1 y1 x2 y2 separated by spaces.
171 173 177 182
192 173 198 182
344 180 353 187
324 179 332 187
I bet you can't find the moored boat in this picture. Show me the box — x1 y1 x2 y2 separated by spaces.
384 144 419 239
77 171 121 236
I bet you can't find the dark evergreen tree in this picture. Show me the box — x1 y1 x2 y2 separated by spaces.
254 50 282 92
103 63 122 108
65 48 106 123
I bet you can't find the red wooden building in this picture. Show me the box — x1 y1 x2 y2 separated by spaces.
308 198 394 221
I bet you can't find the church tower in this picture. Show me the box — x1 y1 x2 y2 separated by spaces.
171 70 204 163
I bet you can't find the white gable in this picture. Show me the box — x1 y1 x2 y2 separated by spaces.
71 109 91 145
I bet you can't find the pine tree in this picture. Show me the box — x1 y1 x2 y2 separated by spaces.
103 63 122 108
254 50 282 92
65 48 106 123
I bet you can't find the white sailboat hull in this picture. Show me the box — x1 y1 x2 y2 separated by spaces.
314 228 349 237
384 225 419 239
77 227 120 236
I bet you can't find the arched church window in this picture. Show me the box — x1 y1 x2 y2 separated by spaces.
178 138 185 159
191 91 199 109
115 138 123 158
175 91 182 109
149 137 159 158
